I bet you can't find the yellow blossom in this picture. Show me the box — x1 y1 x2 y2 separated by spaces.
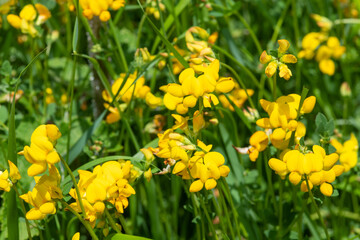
331 134 358 172
19 124 61 176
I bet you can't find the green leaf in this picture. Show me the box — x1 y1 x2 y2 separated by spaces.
72 17 79 52
0 105 8 123
325 119 335 136
315 113 327 134
65 110 107 165
110 233 152 240
0 60 12 77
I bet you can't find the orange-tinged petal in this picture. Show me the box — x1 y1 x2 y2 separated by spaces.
278 39 290 53
260 50 272 64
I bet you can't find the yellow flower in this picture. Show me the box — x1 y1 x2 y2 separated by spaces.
7 4 51 37
331 134 358 172
0 0 17 15
161 60 234 114
269 146 343 196
70 161 136 227
8 160 21 183
193 110 205 133
247 131 269 161
260 50 272 64
20 124 61 176
144 168 152 182
0 170 11 192
80 0 125 21
278 39 290 53
72 232 80 240
20 165 62 220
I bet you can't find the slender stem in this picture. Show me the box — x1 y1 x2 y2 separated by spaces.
277 179 284 237
59 154 86 218
211 44 261 88
65 56 77 163
60 200 99 240
264 150 278 214
235 13 262 54
217 191 235 238
197 192 218 240
220 62 256 110
186 184 202 240
104 208 121 233
13 185 32 240
334 18 360 25
305 177 330 240
109 19 128 72
220 179 246 238
118 214 130 234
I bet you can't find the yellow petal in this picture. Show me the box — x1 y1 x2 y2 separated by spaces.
301 96 316 114
27 162 47 176
46 150 60 164
323 153 339 170
20 4 37 21
205 179 217 190
26 208 45 220
320 182 333 197
288 172 302 185
7 14 22 29
268 158 287 172
260 50 272 64
216 77 235 93
278 39 290 53
39 202 56 214
172 161 187 174
72 232 80 240
189 180 204 192
183 95 198 108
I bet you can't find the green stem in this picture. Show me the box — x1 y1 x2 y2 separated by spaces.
270 0 292 45
109 19 128 72
59 154 86 218
334 18 360 25
104 208 121 233
118 213 130 234
277 179 284 237
60 200 99 240
220 62 256 110
13 185 32 240
212 44 261 88
220 179 246 238
65 56 77 163
187 184 202 240
264 150 278 215
235 13 262 54
197 192 218 240
305 177 330 240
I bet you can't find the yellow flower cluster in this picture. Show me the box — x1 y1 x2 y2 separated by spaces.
185 26 218 73
331 133 358 172
242 94 316 161
151 114 230 192
298 34 345 76
145 0 165 20
80 0 125 22
102 73 162 123
161 59 235 114
20 124 62 176
7 4 51 37
20 165 63 220
160 26 218 75
268 145 345 196
297 14 346 76
0 160 21 192
69 161 136 227
260 39 297 80
218 83 254 111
